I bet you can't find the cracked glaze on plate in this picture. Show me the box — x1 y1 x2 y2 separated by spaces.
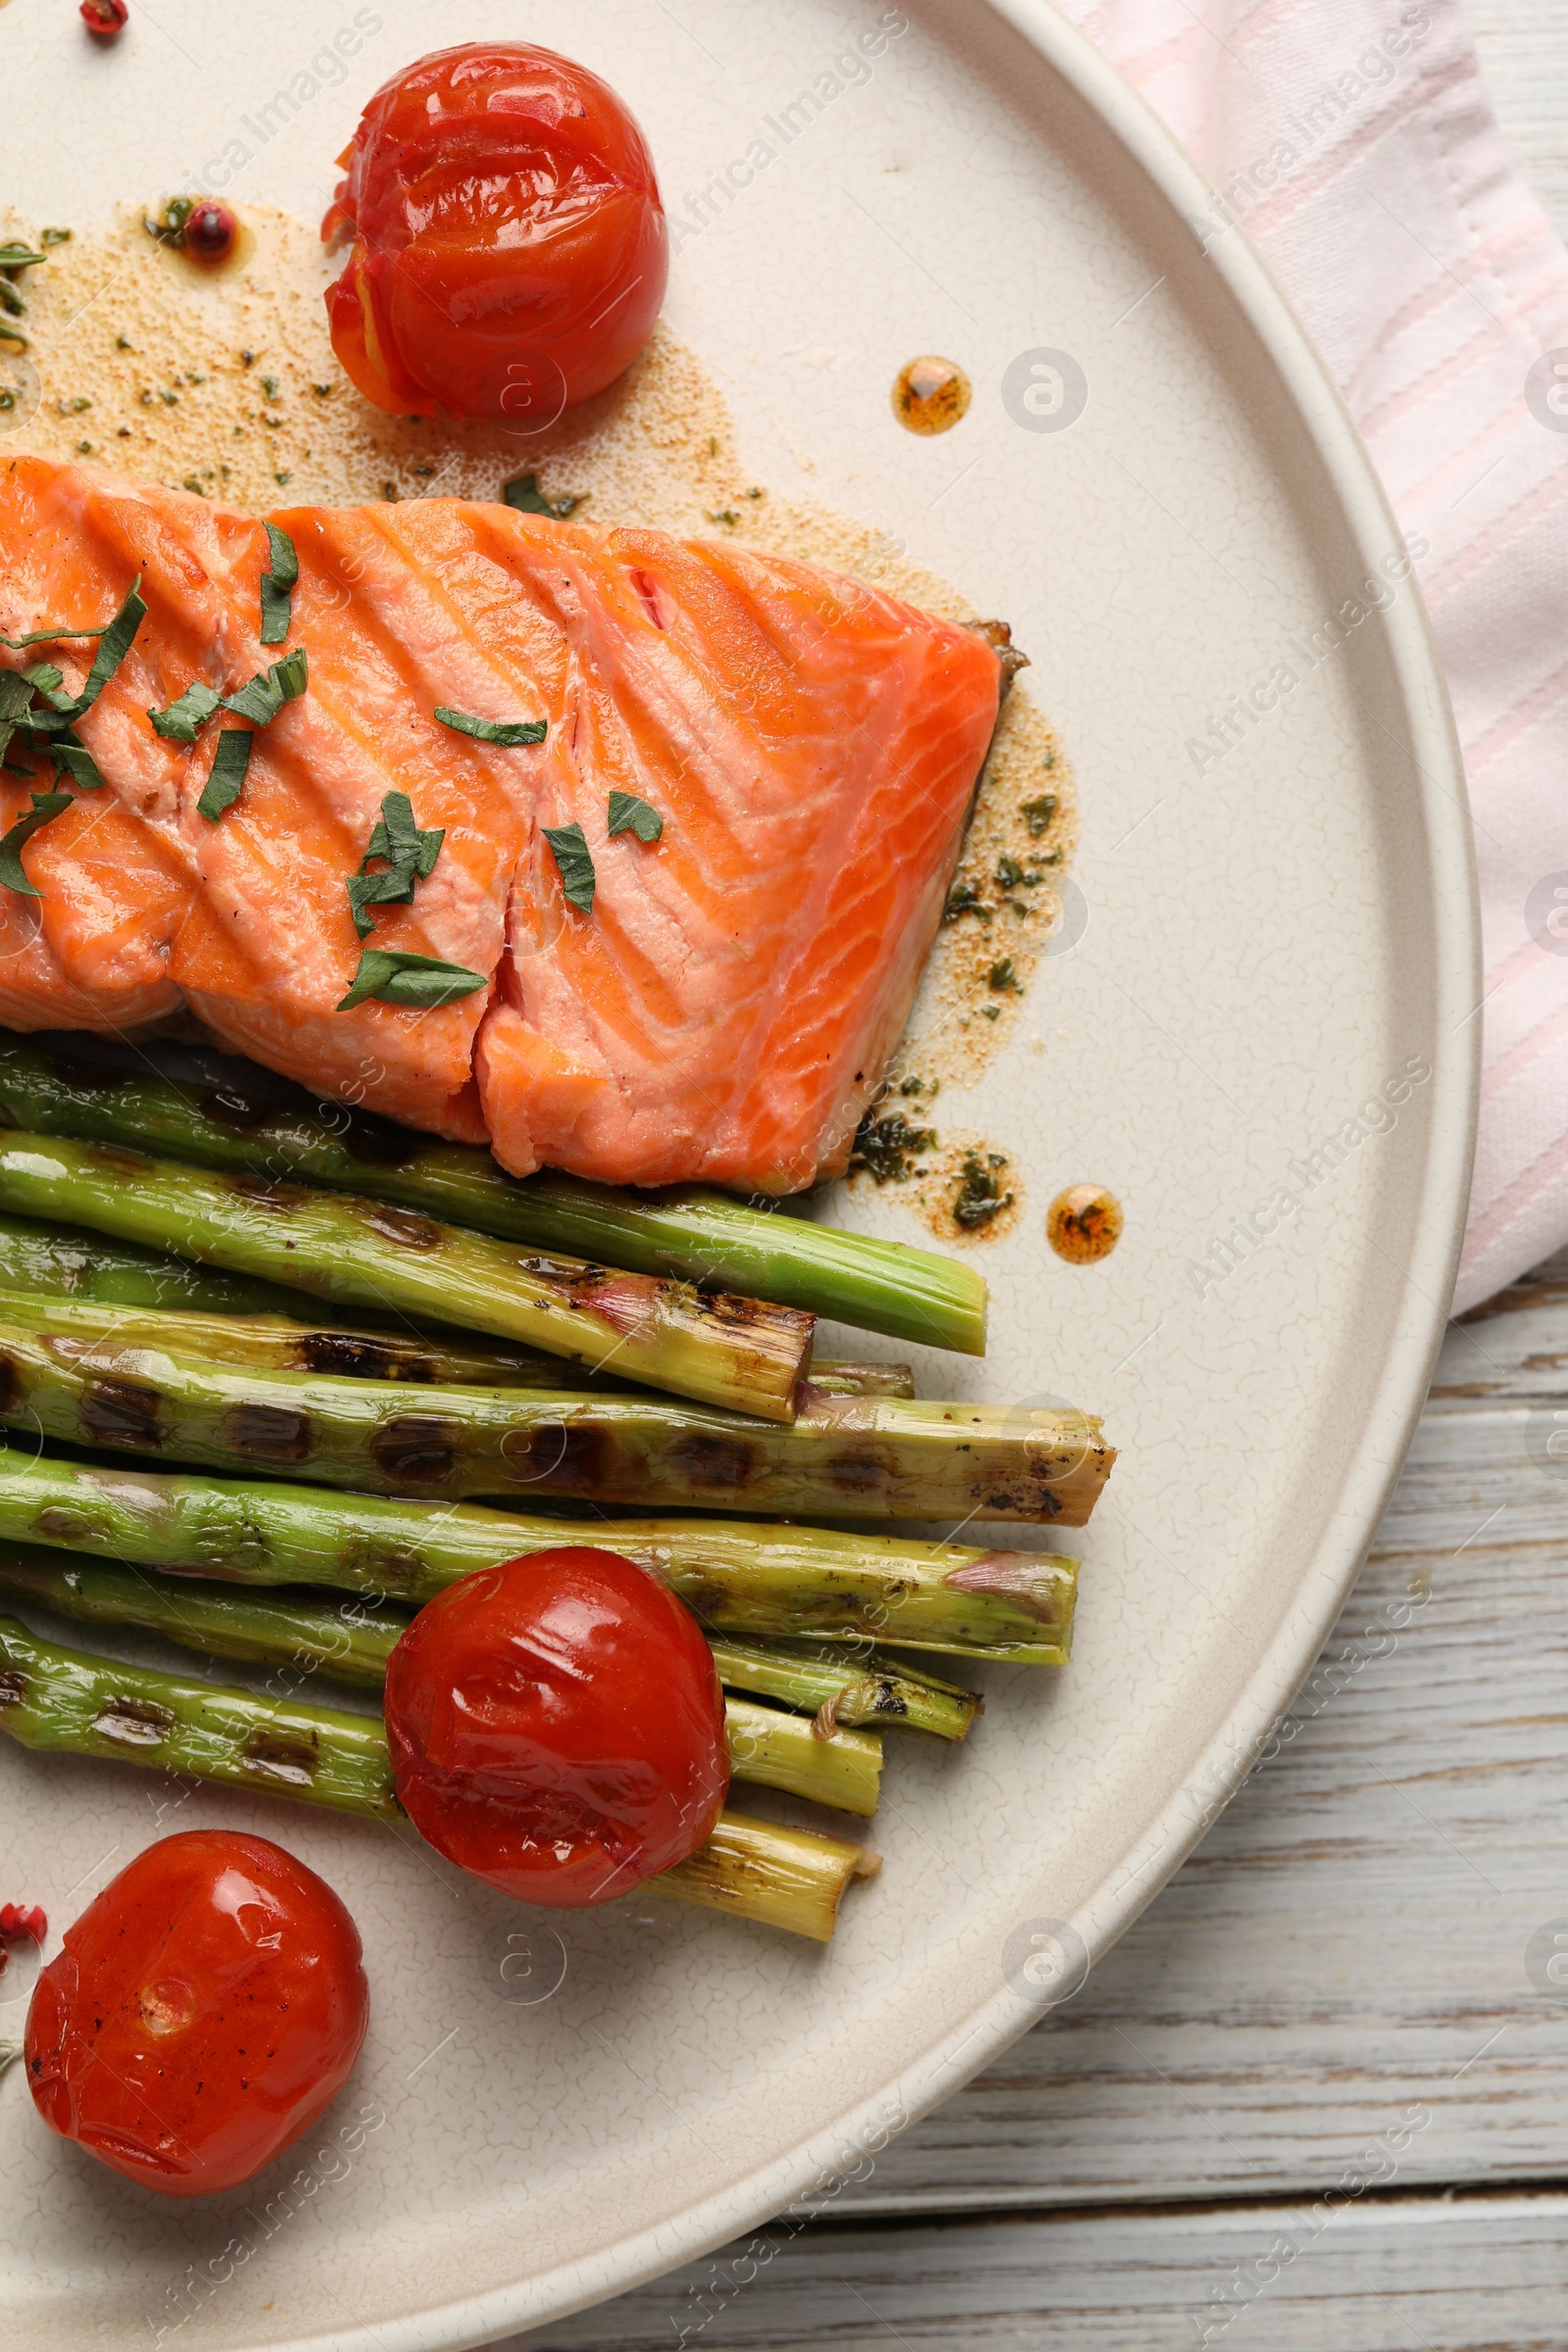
0 0 1477 2344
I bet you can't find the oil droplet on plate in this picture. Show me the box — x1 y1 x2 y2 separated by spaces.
892 355 971 435
1047 1185 1122 1264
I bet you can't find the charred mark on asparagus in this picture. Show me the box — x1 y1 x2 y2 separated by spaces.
226 1402 314 1463
299 1332 428 1381
360 1204 442 1251
822 1453 889 1498
241 1724 320 1786
668 1433 757 1492
229 1175 312 1216
79 1375 164 1448
369 1415 461 1485
37 1507 93 1543
90 1694 172 1745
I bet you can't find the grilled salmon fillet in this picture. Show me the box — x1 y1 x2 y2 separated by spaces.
0 456 1002 1191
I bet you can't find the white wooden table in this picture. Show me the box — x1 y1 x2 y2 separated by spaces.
508 14 1568 2345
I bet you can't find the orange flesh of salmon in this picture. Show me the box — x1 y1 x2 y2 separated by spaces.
0 456 1002 1191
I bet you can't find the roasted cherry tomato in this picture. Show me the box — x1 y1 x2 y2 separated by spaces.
321 42 668 425
24 1831 368 2198
384 1547 729 1906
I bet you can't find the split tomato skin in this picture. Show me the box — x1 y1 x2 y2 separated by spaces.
384 1546 730 1907
24 1831 368 2199
322 42 668 425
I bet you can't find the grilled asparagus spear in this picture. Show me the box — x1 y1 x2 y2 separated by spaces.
0 1133 814 1423
0 1450 1078 1661
0 1213 913 1396
0 1312 1109 1525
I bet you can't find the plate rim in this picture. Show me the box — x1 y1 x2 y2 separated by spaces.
25 1 1481 2341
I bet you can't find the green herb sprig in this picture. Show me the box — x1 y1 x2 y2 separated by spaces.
51 741 106 793
259 522 298 646
346 791 444 939
501 472 581 519
0 791 72 897
336 948 486 1012
607 790 662 845
543 821 596 913
0 620 114 652
38 576 144 722
144 198 195 251
434 706 546 749
221 647 307 727
196 730 252 823
149 681 221 743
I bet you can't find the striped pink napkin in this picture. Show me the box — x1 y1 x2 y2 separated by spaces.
1057 0 1568 1311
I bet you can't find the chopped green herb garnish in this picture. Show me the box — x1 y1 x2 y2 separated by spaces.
51 739 106 792
0 790 72 898
221 647 307 726
607 790 663 845
501 471 581 519
0 244 47 273
953 1150 1013 1230
0 283 27 320
261 375 281 403
21 662 68 710
149 681 221 742
196 728 252 823
0 672 34 766
59 575 145 719
259 521 298 646
1021 794 1057 837
40 228 72 248
942 880 991 926
0 324 30 352
543 821 596 913
336 948 486 1012
996 855 1026 890
850 1108 938 1184
987 958 1022 994
346 790 445 939
0 596 139 776
434 706 546 748
145 198 195 250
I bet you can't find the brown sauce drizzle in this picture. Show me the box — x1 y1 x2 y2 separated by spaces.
892 356 972 435
1047 1186 1124 1264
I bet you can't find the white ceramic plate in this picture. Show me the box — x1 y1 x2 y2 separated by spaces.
0 0 1477 2345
